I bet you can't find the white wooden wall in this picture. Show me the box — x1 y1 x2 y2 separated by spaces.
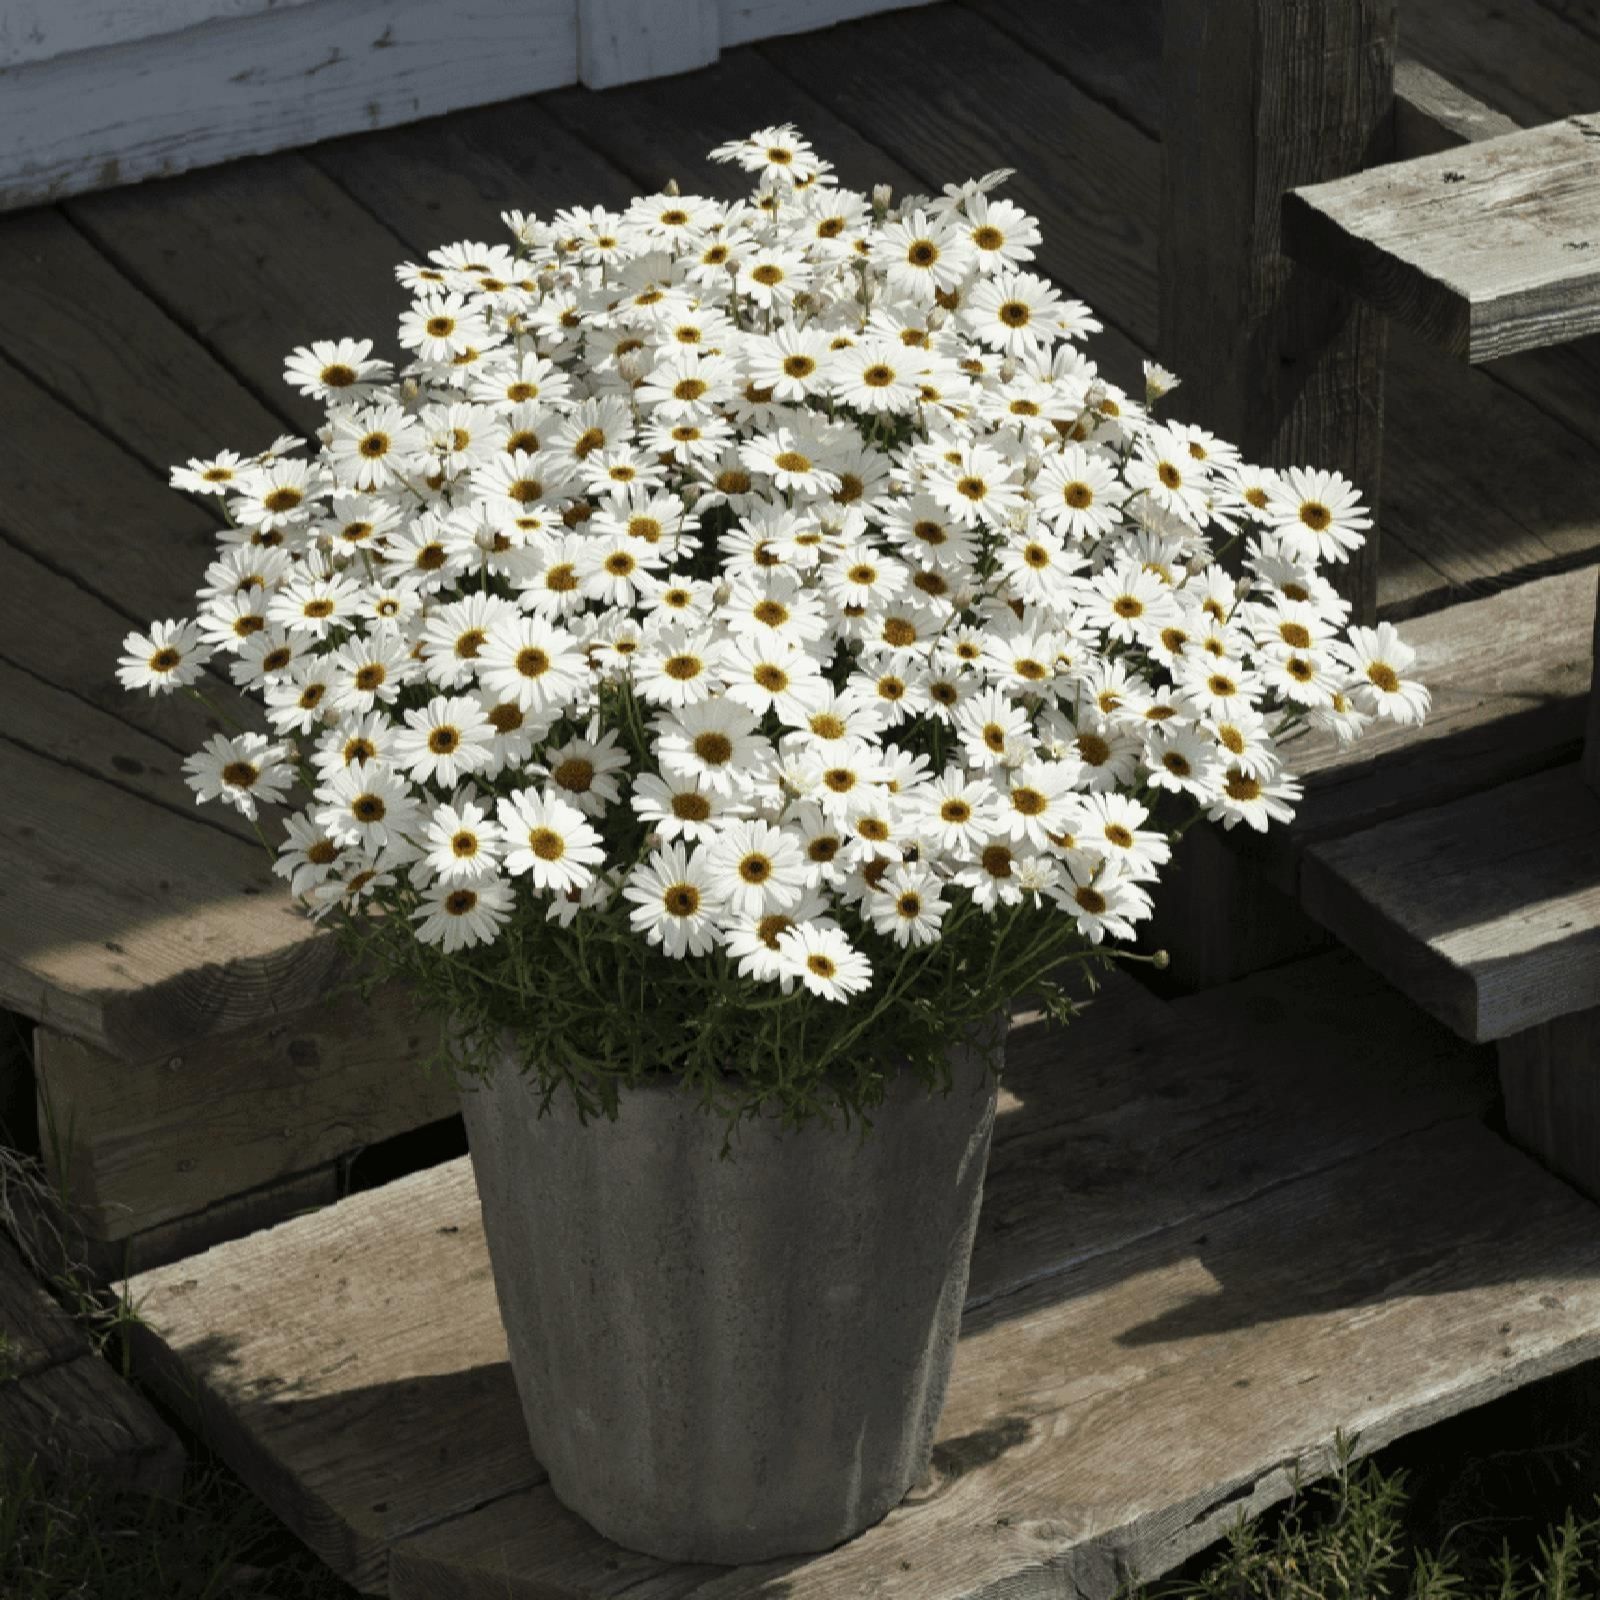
0 0 936 211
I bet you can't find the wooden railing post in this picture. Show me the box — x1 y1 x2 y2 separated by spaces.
1159 0 1397 624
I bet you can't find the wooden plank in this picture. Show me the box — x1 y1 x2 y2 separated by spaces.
1405 0 1600 131
0 0 318 68
125 952 1497 1594
0 205 288 474
10 1161 341 1286
0 1352 185 1497
66 152 414 433
310 94 638 259
1394 58 1520 158
1250 562 1597 891
1161 0 1396 620
1534 0 1600 50
579 0 719 89
389 1119 1600 1600
718 0 938 48
0 739 332 1060
0 1231 87 1381
1302 764 1600 1042
1588 591 1600 791
33 991 455 1239
1500 1007 1600 1201
0 0 579 212
1283 115 1600 365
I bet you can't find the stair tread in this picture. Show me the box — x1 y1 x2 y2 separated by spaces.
1303 763 1600 1041
119 953 1600 1599
1284 112 1600 361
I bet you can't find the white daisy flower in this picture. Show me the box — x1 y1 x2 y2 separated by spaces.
1333 622 1431 725
392 695 495 787
412 877 514 952
868 863 947 948
624 842 725 959
117 619 211 696
315 761 422 849
498 789 604 893
424 800 504 884
183 732 294 819
776 922 873 1002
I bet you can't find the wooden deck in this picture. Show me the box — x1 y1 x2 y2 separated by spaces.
3 0 1600 1586
124 952 1600 1598
4 0 1599 1074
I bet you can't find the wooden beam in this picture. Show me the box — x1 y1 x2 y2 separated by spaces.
1284 114 1600 364
1301 764 1600 1043
1394 58 1520 158
1159 0 1396 624
1501 1007 1600 1202
1588 571 1600 792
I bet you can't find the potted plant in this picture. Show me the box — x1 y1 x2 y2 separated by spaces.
120 124 1428 1564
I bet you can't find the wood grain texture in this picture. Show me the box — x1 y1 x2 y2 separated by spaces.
1161 0 1396 621
33 990 454 1239
1302 763 1600 1042
579 0 719 88
125 952 1520 1597
391 1120 1600 1600
1406 0 1600 131
11 1161 341 1286
311 94 638 259
543 43 924 211
0 206 288 473
718 0 938 48
1394 58 1520 158
0 1352 185 1497
1500 1006 1600 1199
1255 562 1597 890
66 153 415 435
1284 115 1600 365
0 0 578 211
1587 566 1600 791
0 738 333 1060
0 0 318 68
0 1231 88 1381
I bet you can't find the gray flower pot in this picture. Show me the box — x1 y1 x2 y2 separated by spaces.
457 1026 1002 1565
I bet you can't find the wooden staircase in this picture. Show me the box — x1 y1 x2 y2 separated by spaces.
122 952 1600 1598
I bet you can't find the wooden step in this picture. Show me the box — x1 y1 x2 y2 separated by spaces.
1302 764 1600 1043
120 952 1600 1598
0 1231 183 1495
1284 112 1600 363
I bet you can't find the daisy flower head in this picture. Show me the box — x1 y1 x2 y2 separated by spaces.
183 732 294 820
624 842 724 959
413 877 514 952
776 922 873 1002
498 788 604 893
118 619 211 696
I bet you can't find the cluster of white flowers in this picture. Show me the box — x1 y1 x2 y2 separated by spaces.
120 125 1428 1004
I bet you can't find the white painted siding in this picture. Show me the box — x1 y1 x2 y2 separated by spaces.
0 0 935 210
0 0 577 210
0 0 319 68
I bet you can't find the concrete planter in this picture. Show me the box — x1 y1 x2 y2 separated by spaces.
458 1027 1002 1565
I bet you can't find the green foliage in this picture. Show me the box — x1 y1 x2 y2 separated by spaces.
0 1444 358 1600
1135 1435 1600 1600
341 879 1117 1138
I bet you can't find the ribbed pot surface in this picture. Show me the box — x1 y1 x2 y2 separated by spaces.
458 1031 1001 1564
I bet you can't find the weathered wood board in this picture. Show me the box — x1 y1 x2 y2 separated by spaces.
1500 1006 1600 1201
1284 114 1600 364
125 952 1581 1599
34 989 455 1240
1393 58 1521 157
0 1231 184 1494
1162 0 1396 619
579 0 719 89
0 0 579 212
1302 764 1600 1042
0 738 332 1061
